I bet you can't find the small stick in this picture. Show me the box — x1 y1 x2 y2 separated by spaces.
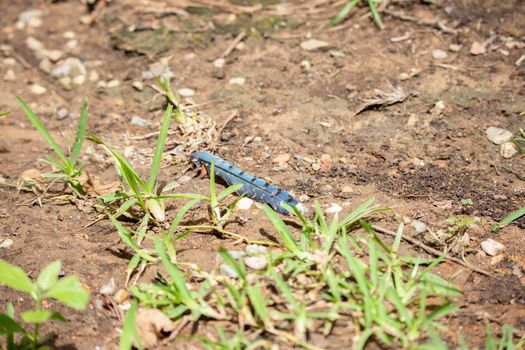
371 224 491 276
221 31 246 58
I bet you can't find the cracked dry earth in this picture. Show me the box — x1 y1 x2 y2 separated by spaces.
1 0 525 349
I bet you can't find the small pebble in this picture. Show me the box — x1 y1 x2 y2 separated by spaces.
113 289 129 304
19 168 41 181
325 203 342 214
63 31 76 39
66 39 78 50
30 84 47 95
3 69 15 81
3 58 16 66
220 263 238 278
481 239 505 256
178 88 195 97
43 49 64 62
432 49 448 59
341 185 353 193
237 197 254 210
329 49 345 58
107 79 120 88
0 239 13 248
300 60 312 71
56 107 69 120
500 142 518 159
486 126 513 145
132 81 144 91
99 278 116 295
16 9 43 29
411 220 427 234
245 244 267 255
449 44 462 52
272 153 291 163
228 250 246 260
470 41 486 55
73 75 86 85
312 163 321 171
51 57 86 78
300 39 330 51
229 77 245 86
25 36 44 51
39 58 52 73
213 58 225 68
131 116 151 126
244 256 267 270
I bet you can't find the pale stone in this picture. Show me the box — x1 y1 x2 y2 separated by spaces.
178 88 195 97
229 77 245 85
30 84 47 95
432 49 448 59
325 203 342 214
481 239 505 256
237 197 254 210
500 142 518 159
486 126 513 145
300 39 330 51
470 41 486 55
272 153 291 163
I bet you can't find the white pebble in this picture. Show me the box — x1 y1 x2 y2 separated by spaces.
432 49 448 59
481 239 505 256
25 36 44 51
73 75 86 85
244 256 267 270
245 244 267 255
325 203 342 214
39 58 52 73
66 39 78 50
107 79 120 88
3 58 16 66
30 84 47 95
229 77 246 86
43 49 64 62
178 88 195 97
132 81 144 91
3 69 15 81
99 278 116 295
227 250 246 260
63 31 76 39
51 57 86 78
220 264 238 278
237 197 254 210
411 220 427 234
131 116 151 126
500 142 518 159
486 126 513 145
0 239 13 248
213 58 225 68
300 39 330 51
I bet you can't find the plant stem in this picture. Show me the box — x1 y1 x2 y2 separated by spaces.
181 225 279 247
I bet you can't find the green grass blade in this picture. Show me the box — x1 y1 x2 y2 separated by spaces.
492 206 525 231
330 0 359 26
217 183 243 202
152 237 198 308
148 104 173 191
70 97 89 167
262 205 300 255
168 198 201 238
17 96 68 165
219 247 246 281
368 0 384 29
120 300 143 350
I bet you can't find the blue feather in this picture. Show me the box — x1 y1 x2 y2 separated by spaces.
189 152 301 215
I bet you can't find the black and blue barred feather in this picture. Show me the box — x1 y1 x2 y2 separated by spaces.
189 152 302 215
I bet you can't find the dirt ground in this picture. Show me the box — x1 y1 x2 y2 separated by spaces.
1 0 525 349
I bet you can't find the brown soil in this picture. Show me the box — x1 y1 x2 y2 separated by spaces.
1 0 524 349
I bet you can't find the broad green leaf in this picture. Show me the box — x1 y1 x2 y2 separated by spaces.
21 310 53 324
120 300 143 350
36 261 61 291
148 104 173 191
0 313 25 335
45 276 89 310
0 260 34 293
70 97 89 167
17 97 68 165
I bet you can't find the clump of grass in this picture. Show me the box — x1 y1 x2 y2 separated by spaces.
117 197 460 349
16 97 89 195
89 104 202 223
331 0 384 29
0 260 89 350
